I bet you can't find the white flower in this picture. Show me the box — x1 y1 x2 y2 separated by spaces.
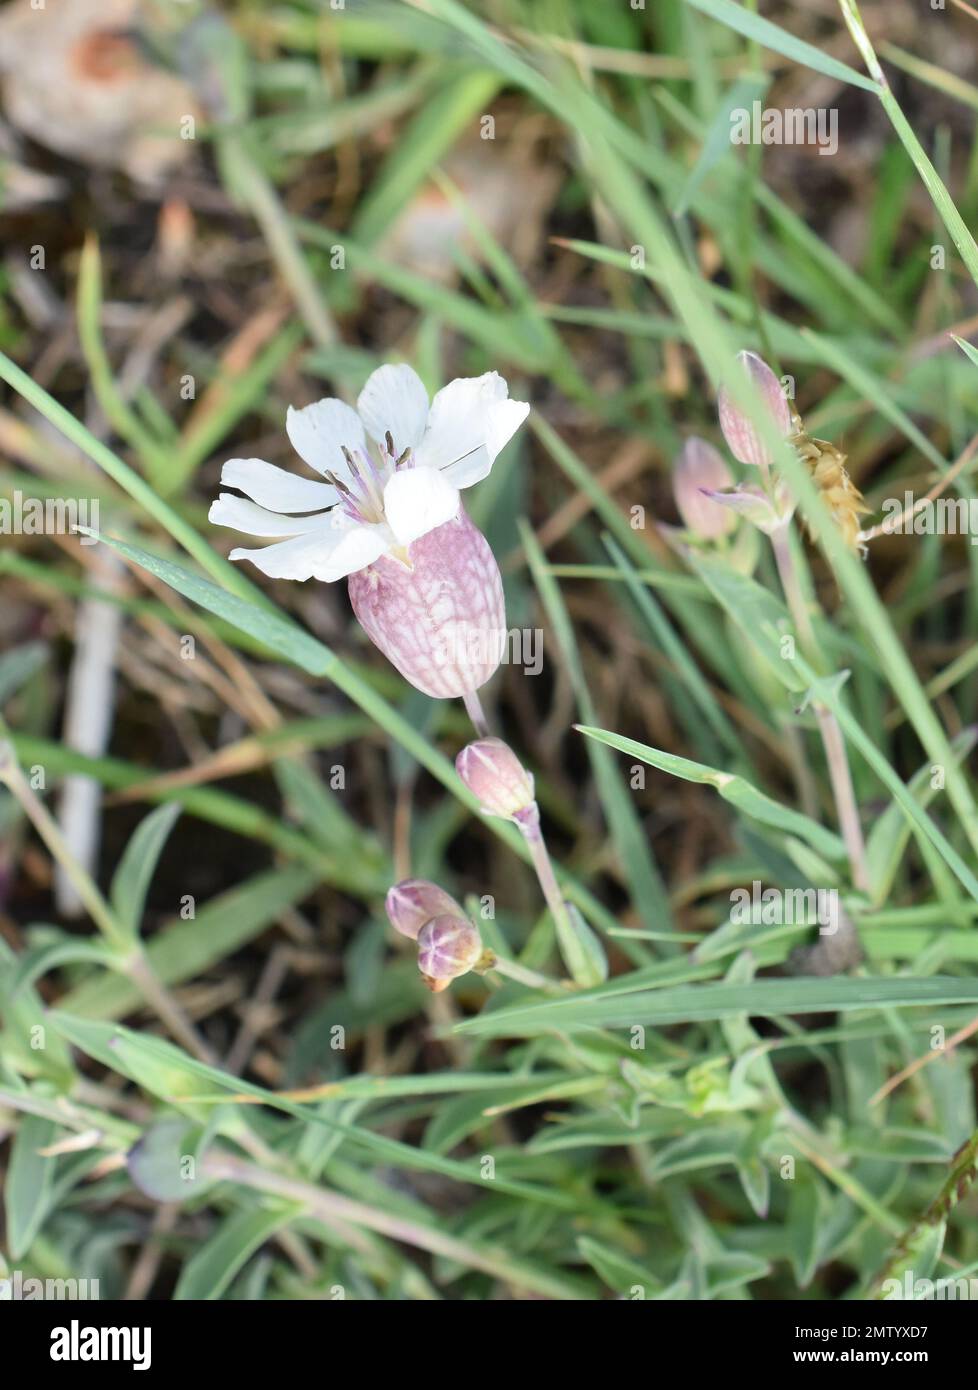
209 364 529 582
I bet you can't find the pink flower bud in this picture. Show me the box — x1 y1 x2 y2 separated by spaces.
385 878 464 940
417 914 484 989
348 507 505 699
672 438 736 538
456 737 536 819
717 351 792 468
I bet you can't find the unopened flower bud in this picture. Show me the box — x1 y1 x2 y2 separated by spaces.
385 878 464 940
417 914 484 990
717 351 791 468
455 737 535 820
672 438 736 538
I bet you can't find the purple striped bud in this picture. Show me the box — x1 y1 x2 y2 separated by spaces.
456 737 536 820
417 914 484 991
717 351 792 468
348 508 506 699
672 438 736 538
385 878 464 941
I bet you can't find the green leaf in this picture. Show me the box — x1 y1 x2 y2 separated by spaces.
44 1013 591 1214
681 550 806 693
837 0 978 295
0 940 75 1085
700 1250 772 1296
109 802 183 937
951 333 978 370
865 729 978 903
9 936 116 999
786 1178 823 1288
5 1115 58 1258
75 529 334 677
423 1092 503 1154
685 0 878 92
737 1154 771 1218
905 1222 948 1288
128 1117 209 1203
454 975 978 1038
557 904 609 988
651 1127 744 1180
174 1205 304 1300
576 724 846 861
577 1237 661 1297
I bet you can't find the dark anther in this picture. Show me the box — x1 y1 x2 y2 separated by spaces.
324 469 352 497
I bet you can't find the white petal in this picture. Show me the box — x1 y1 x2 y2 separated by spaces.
229 534 330 581
415 372 528 487
309 524 389 581
485 397 531 465
383 466 460 547
209 493 334 537
357 363 429 455
221 458 338 513
230 519 388 583
286 398 365 476
443 397 529 488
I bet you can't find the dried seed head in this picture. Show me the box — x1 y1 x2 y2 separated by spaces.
791 425 870 551
718 351 792 468
385 878 464 941
672 438 736 538
417 914 484 989
456 737 536 819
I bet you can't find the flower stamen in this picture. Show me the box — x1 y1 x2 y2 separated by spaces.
333 444 390 525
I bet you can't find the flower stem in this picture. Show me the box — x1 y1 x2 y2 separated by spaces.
812 704 870 893
490 954 566 992
126 954 216 1063
770 523 816 653
462 687 490 737
770 526 870 894
515 804 579 948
